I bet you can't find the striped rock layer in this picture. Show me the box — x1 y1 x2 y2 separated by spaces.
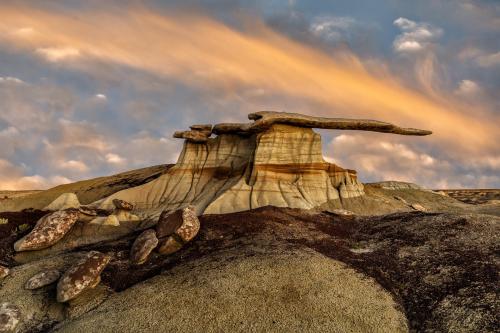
97 124 364 217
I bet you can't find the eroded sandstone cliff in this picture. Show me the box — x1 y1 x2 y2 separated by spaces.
98 123 363 216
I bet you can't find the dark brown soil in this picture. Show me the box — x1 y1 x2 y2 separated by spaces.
0 210 47 266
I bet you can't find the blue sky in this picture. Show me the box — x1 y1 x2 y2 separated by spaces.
0 0 498 189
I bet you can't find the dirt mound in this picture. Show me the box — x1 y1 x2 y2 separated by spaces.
0 165 171 212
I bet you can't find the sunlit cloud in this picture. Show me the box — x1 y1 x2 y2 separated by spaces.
36 46 81 62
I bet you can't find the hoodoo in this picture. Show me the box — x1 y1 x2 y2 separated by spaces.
96 111 431 218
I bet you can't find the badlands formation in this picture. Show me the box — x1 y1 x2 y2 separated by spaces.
1 112 499 333
96 111 431 218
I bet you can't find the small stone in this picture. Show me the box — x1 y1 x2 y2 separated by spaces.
112 199 134 211
14 209 80 252
130 229 159 265
0 266 9 280
78 206 98 217
88 215 120 226
328 209 355 217
411 203 427 212
157 235 183 255
57 251 111 302
176 206 201 242
25 269 61 290
0 303 21 333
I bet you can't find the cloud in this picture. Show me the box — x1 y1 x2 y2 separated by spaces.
393 17 443 53
309 16 357 41
94 93 107 100
455 79 481 96
105 153 126 164
459 48 500 68
0 159 71 190
325 133 499 189
0 76 24 84
36 46 80 62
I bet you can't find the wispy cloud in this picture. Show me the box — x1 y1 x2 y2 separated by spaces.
393 17 443 53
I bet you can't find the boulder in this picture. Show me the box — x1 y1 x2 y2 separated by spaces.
0 303 21 333
25 269 61 290
155 206 200 255
14 209 80 251
57 251 111 302
0 266 9 280
112 199 134 211
43 193 80 211
130 229 158 265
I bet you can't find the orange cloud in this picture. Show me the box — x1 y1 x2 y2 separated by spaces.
0 4 497 154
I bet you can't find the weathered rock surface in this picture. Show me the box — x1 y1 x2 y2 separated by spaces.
213 111 432 136
0 266 9 280
57 251 110 302
54 245 408 333
0 303 21 333
155 206 200 255
14 209 80 252
112 199 133 211
130 229 158 265
173 124 212 143
43 193 80 211
98 124 364 217
25 269 61 290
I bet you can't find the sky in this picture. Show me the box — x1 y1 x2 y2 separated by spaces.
0 0 498 190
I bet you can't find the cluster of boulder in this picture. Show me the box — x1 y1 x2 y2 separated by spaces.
1 198 201 332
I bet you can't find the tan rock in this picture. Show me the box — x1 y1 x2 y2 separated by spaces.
14 209 80 252
24 269 61 290
0 303 21 333
0 266 9 280
112 199 134 211
88 215 120 226
57 251 110 302
43 193 80 211
411 203 427 212
328 209 356 216
130 229 158 265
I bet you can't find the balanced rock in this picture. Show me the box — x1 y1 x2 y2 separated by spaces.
95 111 432 217
130 229 159 265
14 209 80 251
25 269 61 290
57 251 110 302
112 199 134 211
0 303 21 333
0 266 9 280
43 192 80 211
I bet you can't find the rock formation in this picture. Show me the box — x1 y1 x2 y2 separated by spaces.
96 111 431 218
0 266 9 280
56 251 110 302
14 210 80 251
24 269 61 290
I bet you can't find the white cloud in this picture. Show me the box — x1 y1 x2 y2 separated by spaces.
36 47 80 62
105 153 126 164
475 51 500 68
59 159 89 172
0 76 25 84
309 16 374 43
455 79 481 96
393 17 443 53
95 93 107 100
